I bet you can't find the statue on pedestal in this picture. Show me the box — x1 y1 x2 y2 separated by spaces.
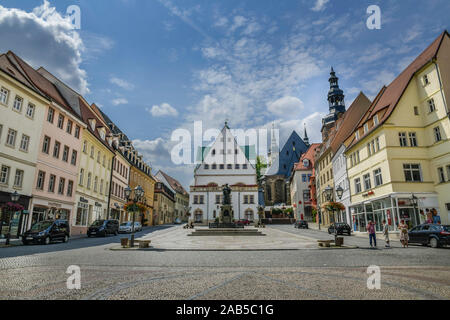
220 184 233 224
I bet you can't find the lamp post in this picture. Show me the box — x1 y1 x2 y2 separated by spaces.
336 185 344 222
6 191 20 246
411 194 418 227
124 185 144 247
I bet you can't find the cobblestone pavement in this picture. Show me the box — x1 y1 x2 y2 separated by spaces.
1 225 449 300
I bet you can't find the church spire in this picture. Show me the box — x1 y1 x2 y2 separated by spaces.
268 122 278 167
322 67 346 136
303 123 310 146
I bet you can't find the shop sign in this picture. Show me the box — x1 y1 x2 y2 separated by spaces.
48 202 61 208
95 202 102 207
79 197 88 203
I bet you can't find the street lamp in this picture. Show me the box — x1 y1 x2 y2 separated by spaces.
6 191 20 245
323 186 333 202
336 185 344 200
411 194 418 226
124 185 145 247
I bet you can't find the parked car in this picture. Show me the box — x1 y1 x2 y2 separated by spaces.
408 224 450 248
87 219 119 237
236 219 251 226
22 220 70 245
174 218 182 224
119 221 142 233
328 222 352 235
294 220 309 229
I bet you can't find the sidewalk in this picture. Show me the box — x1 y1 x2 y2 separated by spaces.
307 222 400 240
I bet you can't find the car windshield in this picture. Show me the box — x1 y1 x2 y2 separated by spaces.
31 221 53 232
441 225 449 232
121 222 131 226
91 220 105 227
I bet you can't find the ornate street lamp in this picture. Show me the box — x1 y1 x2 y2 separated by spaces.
336 185 344 200
5 191 20 245
323 186 333 202
124 185 145 247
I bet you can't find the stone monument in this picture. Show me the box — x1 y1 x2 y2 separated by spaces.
219 184 233 224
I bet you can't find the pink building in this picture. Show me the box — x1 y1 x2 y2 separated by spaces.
8 52 85 231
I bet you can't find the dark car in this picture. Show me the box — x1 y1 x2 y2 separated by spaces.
294 220 308 229
408 224 450 248
87 219 119 237
328 222 352 235
22 220 70 245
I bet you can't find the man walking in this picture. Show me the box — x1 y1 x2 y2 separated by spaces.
382 219 390 248
366 220 377 248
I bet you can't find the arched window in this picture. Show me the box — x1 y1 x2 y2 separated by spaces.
266 185 272 202
245 209 254 221
194 209 203 223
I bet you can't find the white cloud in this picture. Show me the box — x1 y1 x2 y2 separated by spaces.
311 0 330 12
111 98 129 106
110 77 135 90
148 103 179 117
267 96 304 118
0 1 90 94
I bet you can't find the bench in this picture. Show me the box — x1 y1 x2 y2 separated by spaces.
135 240 151 248
317 240 333 247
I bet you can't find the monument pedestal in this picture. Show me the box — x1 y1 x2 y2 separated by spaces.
219 205 233 224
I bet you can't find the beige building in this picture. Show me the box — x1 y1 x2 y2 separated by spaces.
154 178 175 225
155 170 189 222
345 31 450 232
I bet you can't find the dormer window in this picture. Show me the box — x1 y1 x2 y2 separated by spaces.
373 114 379 126
423 74 429 86
355 131 360 140
88 119 96 131
363 123 369 134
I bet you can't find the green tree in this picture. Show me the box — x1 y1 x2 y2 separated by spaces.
256 156 267 183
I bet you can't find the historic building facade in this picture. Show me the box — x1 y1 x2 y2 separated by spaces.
0 52 48 238
345 31 450 232
155 170 189 222
190 123 259 224
153 178 175 225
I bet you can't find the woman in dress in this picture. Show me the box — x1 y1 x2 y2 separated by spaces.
398 219 409 248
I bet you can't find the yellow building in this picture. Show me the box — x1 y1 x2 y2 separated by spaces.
153 178 175 225
345 31 450 233
72 100 114 235
128 150 155 226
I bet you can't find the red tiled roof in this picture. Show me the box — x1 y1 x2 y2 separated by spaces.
347 30 449 149
159 171 189 196
294 143 321 170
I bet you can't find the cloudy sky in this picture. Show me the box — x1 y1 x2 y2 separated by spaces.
1 0 449 189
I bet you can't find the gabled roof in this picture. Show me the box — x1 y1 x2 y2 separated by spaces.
347 30 449 149
294 143 321 171
5 51 79 118
157 170 189 197
329 92 372 153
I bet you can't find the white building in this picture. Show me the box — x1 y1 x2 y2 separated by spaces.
189 123 259 224
331 144 351 223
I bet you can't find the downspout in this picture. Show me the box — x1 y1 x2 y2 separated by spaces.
434 61 450 120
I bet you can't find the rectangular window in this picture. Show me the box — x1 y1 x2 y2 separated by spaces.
94 176 98 192
447 165 450 182
433 126 442 142
87 173 92 189
428 98 436 112
71 150 77 166
62 145 69 162
67 180 74 197
36 171 45 190
423 74 429 85
100 179 104 195
26 103 35 118
90 146 94 158
79 169 84 186
47 107 55 123
74 125 80 139
42 136 51 154
57 114 64 129
66 120 73 134
97 151 101 163
437 167 445 183
363 173 371 190
199 195 204 204
243 164 248 169
373 114 379 126
355 131 360 140
374 168 383 187
0 87 9 104
403 164 422 182
414 106 419 116
367 143 372 156
243 195 248 204
20 134 30 152
354 178 361 193
249 195 254 204
6 128 17 147
219 164 224 169
48 174 56 192
215 194 221 204
363 123 369 134
0 166 10 184
13 169 24 188
53 141 61 158
13 96 23 112
58 178 65 195
399 132 408 147
408 132 417 147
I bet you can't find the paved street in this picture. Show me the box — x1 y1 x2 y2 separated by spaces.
0 225 449 300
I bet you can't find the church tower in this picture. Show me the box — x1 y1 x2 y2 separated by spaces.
303 124 310 146
321 67 346 139
268 122 278 167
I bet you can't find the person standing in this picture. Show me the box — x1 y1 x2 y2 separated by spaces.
382 220 390 248
398 219 409 248
366 220 377 248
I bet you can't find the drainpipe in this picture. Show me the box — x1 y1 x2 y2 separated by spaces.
434 61 450 120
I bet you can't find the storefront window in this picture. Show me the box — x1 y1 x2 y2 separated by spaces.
76 203 88 226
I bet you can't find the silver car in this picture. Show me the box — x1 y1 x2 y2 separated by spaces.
119 221 142 233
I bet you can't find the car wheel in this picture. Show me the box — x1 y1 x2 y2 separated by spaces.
43 237 50 245
429 237 439 248
63 235 69 243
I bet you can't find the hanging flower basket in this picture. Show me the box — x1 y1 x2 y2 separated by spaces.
124 202 146 213
1 202 24 212
324 202 345 212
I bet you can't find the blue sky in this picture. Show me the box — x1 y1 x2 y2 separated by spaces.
1 0 449 188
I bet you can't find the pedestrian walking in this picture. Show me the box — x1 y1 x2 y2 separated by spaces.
382 220 390 248
366 220 377 248
398 219 409 248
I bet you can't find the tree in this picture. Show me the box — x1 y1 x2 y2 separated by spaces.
256 156 267 183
